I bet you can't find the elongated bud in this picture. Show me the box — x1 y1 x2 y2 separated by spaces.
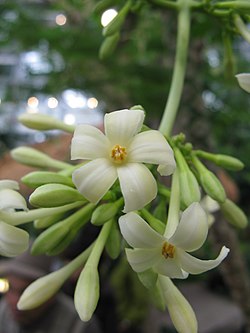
11 147 71 170
175 149 200 208
18 112 75 133
236 73 250 93
29 183 85 207
195 150 244 171
137 269 157 290
192 156 226 203
105 220 121 259
141 208 165 234
158 276 198 333
22 171 74 189
99 32 120 60
91 198 123 225
74 264 100 321
34 211 66 229
0 221 29 257
102 0 131 37
220 198 248 228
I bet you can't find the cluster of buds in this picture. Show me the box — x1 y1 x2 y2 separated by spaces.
0 99 248 332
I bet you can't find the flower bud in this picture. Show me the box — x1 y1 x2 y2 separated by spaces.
99 32 120 60
74 264 100 321
192 156 226 203
137 269 157 290
93 0 117 14
11 147 70 170
236 73 250 93
105 220 121 259
220 198 248 228
29 183 85 207
196 150 244 171
102 1 131 37
91 199 122 225
174 148 201 208
22 171 74 189
18 112 75 133
158 276 198 333
0 221 29 257
34 212 66 229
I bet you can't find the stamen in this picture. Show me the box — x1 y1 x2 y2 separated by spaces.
111 144 127 163
162 242 175 259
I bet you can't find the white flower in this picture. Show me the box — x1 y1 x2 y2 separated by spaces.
71 109 176 212
119 202 229 278
0 180 29 257
236 73 250 93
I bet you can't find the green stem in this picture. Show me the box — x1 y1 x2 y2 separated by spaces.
234 14 250 44
159 2 191 136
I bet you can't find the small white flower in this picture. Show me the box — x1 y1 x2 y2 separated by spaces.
71 109 175 212
0 179 29 257
119 202 229 278
235 73 250 93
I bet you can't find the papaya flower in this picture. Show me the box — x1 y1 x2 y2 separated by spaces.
119 202 229 278
71 109 176 212
0 180 29 257
236 73 250 93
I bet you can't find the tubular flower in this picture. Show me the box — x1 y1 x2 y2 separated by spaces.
0 180 29 257
119 202 229 278
71 109 176 212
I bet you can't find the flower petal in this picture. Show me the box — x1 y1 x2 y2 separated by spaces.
154 257 188 279
72 158 117 203
71 124 109 160
119 212 164 248
128 130 176 176
0 180 19 190
0 221 29 257
104 109 145 146
125 248 161 272
0 189 27 211
236 73 250 93
169 202 208 252
177 246 230 275
117 163 157 213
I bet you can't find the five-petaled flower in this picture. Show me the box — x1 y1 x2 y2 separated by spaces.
119 202 229 278
0 180 29 257
71 109 176 212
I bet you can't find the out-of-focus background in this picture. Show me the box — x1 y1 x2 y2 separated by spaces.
0 1 250 332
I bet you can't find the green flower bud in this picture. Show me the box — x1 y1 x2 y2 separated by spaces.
99 32 120 60
29 183 85 207
105 220 121 259
22 171 74 189
220 199 248 228
93 0 117 15
102 0 131 37
137 269 158 290
192 156 226 203
11 147 71 170
18 112 75 132
34 211 66 229
74 264 100 321
195 150 244 171
91 198 123 226
141 208 165 234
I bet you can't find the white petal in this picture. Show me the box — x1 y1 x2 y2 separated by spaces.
128 130 175 173
177 246 230 274
71 124 109 160
158 276 198 333
201 195 220 214
0 221 29 257
119 212 164 248
169 202 208 252
236 73 250 93
0 189 27 211
0 180 19 190
104 109 145 146
154 257 188 279
117 163 157 212
125 248 161 272
72 158 117 203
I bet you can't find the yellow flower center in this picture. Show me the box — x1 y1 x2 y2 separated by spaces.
111 144 127 163
162 242 175 259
